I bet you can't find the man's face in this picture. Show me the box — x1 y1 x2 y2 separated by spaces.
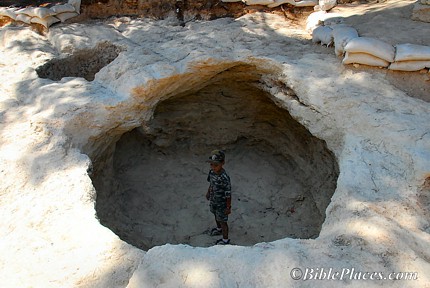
210 162 223 174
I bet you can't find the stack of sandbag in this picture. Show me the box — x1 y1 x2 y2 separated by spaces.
306 10 430 72
0 0 80 29
312 25 333 46
342 37 395 68
389 43 430 71
16 7 60 27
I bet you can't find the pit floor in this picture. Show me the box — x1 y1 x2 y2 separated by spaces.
99 132 327 249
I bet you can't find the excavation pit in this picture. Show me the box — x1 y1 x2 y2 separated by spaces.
36 42 124 81
92 65 339 249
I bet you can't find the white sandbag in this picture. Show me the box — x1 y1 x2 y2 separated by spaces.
268 0 317 7
306 11 326 33
267 0 294 7
51 3 77 14
31 15 60 28
0 7 18 20
294 0 318 7
344 37 395 62
15 13 32 24
312 25 333 46
343 52 389 68
244 0 274 5
394 43 430 62
68 0 81 13
388 60 430 71
319 0 336 11
56 11 78 22
332 26 358 56
306 11 342 33
16 7 55 18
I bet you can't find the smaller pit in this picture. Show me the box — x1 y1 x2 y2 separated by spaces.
36 42 123 81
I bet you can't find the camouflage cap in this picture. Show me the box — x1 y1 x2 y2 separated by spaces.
207 150 225 163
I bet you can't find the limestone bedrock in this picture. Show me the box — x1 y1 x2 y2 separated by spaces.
0 12 429 288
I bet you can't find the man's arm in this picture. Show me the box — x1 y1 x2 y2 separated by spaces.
224 174 232 214
206 186 211 200
225 196 231 214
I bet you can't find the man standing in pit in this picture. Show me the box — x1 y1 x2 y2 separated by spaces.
206 150 232 245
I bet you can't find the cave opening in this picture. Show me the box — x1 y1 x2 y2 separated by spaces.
92 64 339 250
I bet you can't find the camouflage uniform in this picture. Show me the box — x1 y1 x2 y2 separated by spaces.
207 169 231 222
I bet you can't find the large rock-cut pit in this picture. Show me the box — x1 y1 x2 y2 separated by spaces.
91 64 339 249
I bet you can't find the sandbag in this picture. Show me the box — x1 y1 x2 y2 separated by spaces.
343 52 389 68
244 0 274 5
51 4 77 14
31 15 60 28
388 60 430 71
68 0 81 14
16 7 55 18
15 13 32 24
332 26 358 56
56 12 78 22
268 0 317 7
344 37 395 62
294 0 318 7
312 25 333 46
394 43 430 62
0 7 18 20
319 0 336 11
221 0 242 1
264 0 288 6
306 11 327 33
